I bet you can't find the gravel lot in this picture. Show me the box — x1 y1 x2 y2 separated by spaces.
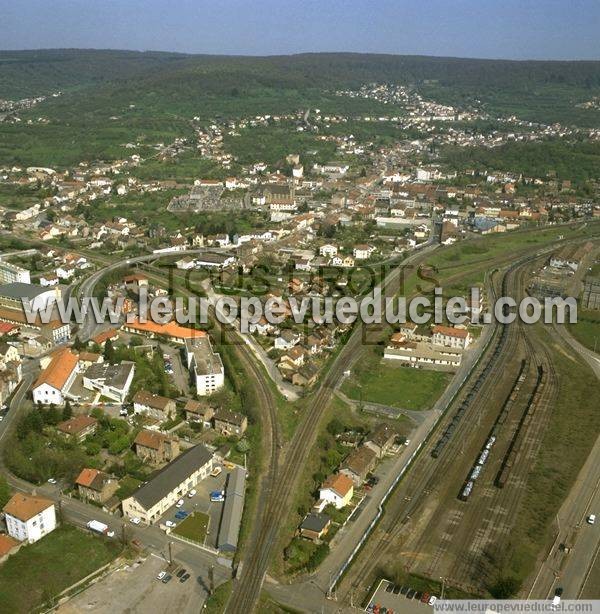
57 554 207 614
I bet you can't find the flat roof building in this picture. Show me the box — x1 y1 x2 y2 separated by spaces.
217 466 247 552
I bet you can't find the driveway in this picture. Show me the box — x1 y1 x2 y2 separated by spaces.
160 343 190 396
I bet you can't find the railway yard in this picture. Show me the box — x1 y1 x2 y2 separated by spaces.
337 248 592 604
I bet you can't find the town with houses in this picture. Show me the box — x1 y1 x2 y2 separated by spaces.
0 47 600 614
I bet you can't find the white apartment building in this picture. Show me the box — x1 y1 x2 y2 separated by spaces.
431 325 472 349
32 348 79 405
0 261 30 285
3 493 56 543
185 336 225 396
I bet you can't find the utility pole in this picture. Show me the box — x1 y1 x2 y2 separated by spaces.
208 565 214 595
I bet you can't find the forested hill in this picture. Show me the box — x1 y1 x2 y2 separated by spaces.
2 49 600 99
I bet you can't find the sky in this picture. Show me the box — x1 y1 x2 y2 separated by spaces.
1 0 599 60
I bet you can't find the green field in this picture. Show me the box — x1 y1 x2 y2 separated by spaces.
172 511 210 545
568 309 600 353
0 525 121 612
204 580 233 614
341 349 451 411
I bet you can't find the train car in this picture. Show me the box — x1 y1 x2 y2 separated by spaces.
460 481 474 501
478 449 490 465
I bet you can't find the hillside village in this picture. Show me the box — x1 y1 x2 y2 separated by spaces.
0 66 599 613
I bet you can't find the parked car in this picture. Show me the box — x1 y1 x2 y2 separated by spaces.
414 591 422 601
165 520 176 528
421 592 430 603
187 489 197 498
176 568 186 578
175 510 189 520
156 571 166 581
47 478 57 484
210 466 223 478
180 573 190 583
175 499 185 508
130 517 141 525
210 490 225 502
162 574 172 584
428 596 438 606
406 589 415 599
587 514 596 525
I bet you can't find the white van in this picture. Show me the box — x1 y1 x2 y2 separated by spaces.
587 514 596 525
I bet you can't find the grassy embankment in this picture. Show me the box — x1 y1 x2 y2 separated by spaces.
0 525 122 612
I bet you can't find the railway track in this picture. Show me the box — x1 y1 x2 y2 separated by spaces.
224 232 593 610
339 251 556 599
399 260 558 589
226 244 439 612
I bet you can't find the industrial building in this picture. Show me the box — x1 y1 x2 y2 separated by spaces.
122 444 214 525
217 466 247 552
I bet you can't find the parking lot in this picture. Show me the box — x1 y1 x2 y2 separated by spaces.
57 554 206 614
159 343 190 396
366 579 434 614
159 463 228 549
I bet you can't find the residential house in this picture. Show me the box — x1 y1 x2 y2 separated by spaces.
82 361 135 403
319 473 354 509
0 534 20 563
133 429 180 464
75 468 119 505
282 346 306 367
3 494 56 543
32 348 79 405
299 513 331 542
57 415 98 442
132 390 177 422
183 399 215 428
0 341 22 405
364 424 397 458
214 408 248 436
353 244 375 260
339 446 377 486
431 325 472 349
319 244 338 258
274 329 300 350
291 363 319 388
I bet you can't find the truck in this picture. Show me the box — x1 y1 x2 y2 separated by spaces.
87 520 115 538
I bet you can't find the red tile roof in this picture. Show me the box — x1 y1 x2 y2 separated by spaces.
0 533 19 557
57 415 97 436
432 325 469 339
75 467 101 488
33 348 78 391
3 493 53 522
321 473 353 498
